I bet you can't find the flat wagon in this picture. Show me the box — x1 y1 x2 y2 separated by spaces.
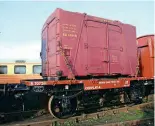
21 9 154 118
0 9 154 119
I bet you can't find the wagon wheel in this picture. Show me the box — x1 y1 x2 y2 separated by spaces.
48 95 77 119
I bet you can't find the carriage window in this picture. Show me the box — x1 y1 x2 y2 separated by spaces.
14 65 26 74
33 65 42 74
0 66 7 74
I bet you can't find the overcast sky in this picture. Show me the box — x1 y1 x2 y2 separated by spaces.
0 1 154 62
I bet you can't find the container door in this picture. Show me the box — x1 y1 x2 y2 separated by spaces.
41 29 48 76
41 19 57 77
86 21 108 74
47 19 57 75
108 24 122 74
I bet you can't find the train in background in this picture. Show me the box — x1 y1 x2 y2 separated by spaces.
0 60 44 115
0 60 42 85
0 8 154 119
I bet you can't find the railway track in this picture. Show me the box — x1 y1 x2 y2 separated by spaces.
2 100 153 126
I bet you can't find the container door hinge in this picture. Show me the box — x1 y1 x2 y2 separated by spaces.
84 43 88 49
103 60 109 63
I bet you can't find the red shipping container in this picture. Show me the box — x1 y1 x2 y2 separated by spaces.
137 35 154 78
41 8 137 78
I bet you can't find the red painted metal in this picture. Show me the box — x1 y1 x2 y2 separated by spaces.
137 34 154 78
41 8 137 78
23 76 149 91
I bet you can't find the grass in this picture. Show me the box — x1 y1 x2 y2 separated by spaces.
55 108 154 126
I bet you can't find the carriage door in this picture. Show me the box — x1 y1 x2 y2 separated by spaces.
86 21 108 75
108 24 122 74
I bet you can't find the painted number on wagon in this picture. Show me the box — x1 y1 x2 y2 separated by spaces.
30 81 46 86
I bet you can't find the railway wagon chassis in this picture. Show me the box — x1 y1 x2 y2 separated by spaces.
0 77 153 119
